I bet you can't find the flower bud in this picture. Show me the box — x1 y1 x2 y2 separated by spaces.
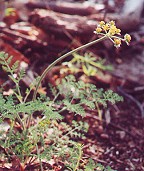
109 20 115 26
114 38 121 48
124 34 131 43
99 21 105 27
95 27 102 33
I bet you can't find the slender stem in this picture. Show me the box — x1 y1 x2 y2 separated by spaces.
24 87 33 103
36 143 43 171
6 120 15 148
51 92 60 106
74 144 83 171
95 101 102 120
15 82 23 103
64 126 81 137
16 113 26 130
28 35 107 131
58 106 67 113
33 35 107 100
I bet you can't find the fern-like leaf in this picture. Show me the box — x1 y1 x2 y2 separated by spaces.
63 99 85 116
11 60 19 72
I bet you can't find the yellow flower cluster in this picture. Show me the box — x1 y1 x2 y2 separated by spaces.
94 20 131 48
95 20 121 36
39 119 50 128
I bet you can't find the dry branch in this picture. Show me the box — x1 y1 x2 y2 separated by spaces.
26 1 104 16
29 9 98 37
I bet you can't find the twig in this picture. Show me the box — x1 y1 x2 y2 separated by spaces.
84 154 107 164
117 87 144 117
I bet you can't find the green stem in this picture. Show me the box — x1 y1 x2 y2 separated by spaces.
15 82 23 103
58 106 67 113
15 113 26 130
95 101 102 120
24 86 34 103
51 92 60 106
36 143 43 171
33 35 107 100
6 120 15 148
74 144 83 171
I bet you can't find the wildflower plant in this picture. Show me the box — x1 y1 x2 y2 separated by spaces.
0 21 131 170
0 52 119 170
33 21 131 99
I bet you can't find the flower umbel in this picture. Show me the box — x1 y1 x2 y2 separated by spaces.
94 20 131 48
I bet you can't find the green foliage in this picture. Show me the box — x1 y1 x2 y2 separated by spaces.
0 36 122 171
0 94 63 123
61 52 113 76
1 131 34 162
55 75 123 117
0 52 25 102
0 52 19 75
38 121 88 163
